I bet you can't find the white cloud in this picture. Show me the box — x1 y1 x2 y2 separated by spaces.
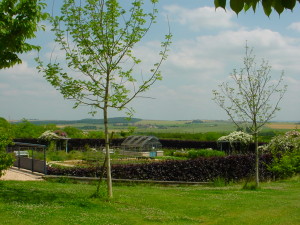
288 22 300 32
163 5 237 31
1 3 300 121
128 26 300 121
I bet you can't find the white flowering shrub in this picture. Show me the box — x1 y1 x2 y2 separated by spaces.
218 131 253 153
267 130 300 154
38 130 61 141
267 130 300 178
218 131 253 144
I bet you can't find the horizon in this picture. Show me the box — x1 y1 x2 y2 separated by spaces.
6 117 300 123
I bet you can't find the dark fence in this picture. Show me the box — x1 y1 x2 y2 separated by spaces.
14 156 47 174
8 142 47 174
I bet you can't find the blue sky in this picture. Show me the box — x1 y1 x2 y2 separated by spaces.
1 0 300 121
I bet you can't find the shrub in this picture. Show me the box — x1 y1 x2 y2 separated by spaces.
47 154 273 182
218 131 253 154
0 130 14 177
173 151 188 157
266 130 300 179
187 149 225 159
0 152 14 177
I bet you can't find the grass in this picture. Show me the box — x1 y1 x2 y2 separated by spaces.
0 177 299 225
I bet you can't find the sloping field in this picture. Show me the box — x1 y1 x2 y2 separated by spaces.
265 122 300 130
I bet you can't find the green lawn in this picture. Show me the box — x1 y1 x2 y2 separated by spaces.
0 177 299 225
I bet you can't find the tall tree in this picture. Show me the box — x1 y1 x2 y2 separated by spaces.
0 0 48 69
214 0 300 16
212 44 287 187
37 0 171 198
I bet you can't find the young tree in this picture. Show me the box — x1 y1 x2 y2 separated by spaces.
214 0 300 16
37 0 171 198
212 44 287 187
0 0 48 69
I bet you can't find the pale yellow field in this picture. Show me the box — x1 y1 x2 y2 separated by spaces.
265 123 300 130
134 120 192 125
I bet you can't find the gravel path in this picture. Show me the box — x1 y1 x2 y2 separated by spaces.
0 167 44 181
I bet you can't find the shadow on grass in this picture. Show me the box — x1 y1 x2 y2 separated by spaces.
0 181 95 207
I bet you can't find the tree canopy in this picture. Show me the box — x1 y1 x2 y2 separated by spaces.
37 0 171 198
0 0 47 69
215 0 300 16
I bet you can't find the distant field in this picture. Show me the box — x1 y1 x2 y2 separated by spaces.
134 120 192 125
265 122 300 130
16 118 300 134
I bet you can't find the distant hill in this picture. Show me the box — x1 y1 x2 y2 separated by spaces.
11 117 142 125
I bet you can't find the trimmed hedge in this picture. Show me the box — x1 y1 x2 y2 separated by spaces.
13 138 266 154
47 154 274 182
160 139 219 150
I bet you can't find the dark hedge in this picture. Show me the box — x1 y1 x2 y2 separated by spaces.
13 138 266 153
47 154 274 182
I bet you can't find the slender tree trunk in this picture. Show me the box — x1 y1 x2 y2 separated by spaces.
104 107 113 198
254 131 259 188
104 71 113 198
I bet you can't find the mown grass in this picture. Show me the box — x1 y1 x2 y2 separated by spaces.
0 177 299 225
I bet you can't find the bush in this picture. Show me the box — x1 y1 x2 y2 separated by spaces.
0 129 14 177
266 130 300 179
47 154 274 182
173 151 188 158
0 152 14 177
218 131 253 154
187 149 225 159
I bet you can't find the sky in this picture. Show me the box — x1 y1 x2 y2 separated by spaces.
1 0 300 122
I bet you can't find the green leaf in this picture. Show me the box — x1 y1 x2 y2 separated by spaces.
281 0 296 10
262 0 272 16
244 3 252 11
273 0 284 14
214 0 227 9
251 0 260 12
230 0 244 14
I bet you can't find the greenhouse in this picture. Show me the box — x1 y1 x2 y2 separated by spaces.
121 135 162 156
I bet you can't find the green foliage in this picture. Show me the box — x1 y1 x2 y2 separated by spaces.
167 149 226 159
62 126 84 138
36 0 171 198
187 149 225 158
0 0 48 69
14 119 45 138
267 131 300 178
0 121 15 177
211 176 229 187
86 131 105 139
142 132 226 141
173 151 188 158
214 0 299 15
242 181 260 190
36 0 171 116
0 152 14 177
270 154 300 178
